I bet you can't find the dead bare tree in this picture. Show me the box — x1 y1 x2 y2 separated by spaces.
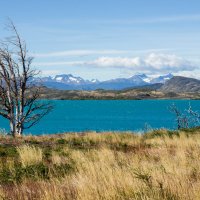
169 103 200 130
169 103 188 129
0 21 53 137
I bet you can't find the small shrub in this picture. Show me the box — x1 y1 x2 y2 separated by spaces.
43 147 52 161
57 139 67 144
0 146 17 157
13 163 50 183
51 163 75 178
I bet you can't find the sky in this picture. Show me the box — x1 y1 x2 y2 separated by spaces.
0 0 200 80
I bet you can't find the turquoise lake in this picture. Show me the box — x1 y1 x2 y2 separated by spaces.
0 100 200 135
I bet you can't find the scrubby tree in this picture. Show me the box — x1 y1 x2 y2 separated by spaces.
0 21 53 137
169 103 200 130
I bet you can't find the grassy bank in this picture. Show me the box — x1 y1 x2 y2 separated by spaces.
0 129 199 199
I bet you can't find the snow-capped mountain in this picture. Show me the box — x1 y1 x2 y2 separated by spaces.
91 75 148 90
150 73 173 84
136 74 152 83
53 74 86 84
37 73 173 90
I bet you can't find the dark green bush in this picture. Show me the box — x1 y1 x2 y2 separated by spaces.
0 160 75 184
0 146 17 157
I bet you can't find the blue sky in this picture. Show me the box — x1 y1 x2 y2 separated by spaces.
0 0 200 80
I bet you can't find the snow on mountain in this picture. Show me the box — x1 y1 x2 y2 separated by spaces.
37 73 173 90
150 73 173 84
136 74 152 83
50 74 86 85
91 79 99 83
55 77 63 81
129 74 150 84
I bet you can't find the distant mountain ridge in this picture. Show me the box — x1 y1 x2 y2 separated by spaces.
37 75 200 100
160 76 200 93
34 73 173 90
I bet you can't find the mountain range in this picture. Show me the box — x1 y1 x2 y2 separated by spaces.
34 73 173 90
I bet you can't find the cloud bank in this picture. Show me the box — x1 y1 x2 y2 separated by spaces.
87 53 196 74
35 53 197 75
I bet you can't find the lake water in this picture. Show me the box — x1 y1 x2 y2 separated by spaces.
0 100 200 135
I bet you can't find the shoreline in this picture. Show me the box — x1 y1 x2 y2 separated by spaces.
2 127 199 138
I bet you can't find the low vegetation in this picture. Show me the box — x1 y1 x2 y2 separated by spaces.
0 129 199 199
39 86 200 100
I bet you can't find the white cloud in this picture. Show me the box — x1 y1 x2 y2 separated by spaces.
174 70 200 79
144 53 194 72
90 56 143 68
34 53 197 75
87 53 196 74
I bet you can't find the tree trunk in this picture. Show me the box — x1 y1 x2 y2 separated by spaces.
9 120 15 136
10 119 22 137
15 122 22 137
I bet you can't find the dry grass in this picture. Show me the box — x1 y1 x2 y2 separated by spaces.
17 145 43 167
0 129 200 199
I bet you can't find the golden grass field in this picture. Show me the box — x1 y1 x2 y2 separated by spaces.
0 129 200 199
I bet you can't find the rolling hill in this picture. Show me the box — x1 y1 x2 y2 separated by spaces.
160 76 200 93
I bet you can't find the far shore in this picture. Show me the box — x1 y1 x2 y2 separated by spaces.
38 87 200 100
